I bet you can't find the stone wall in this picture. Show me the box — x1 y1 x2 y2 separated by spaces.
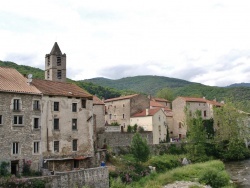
0 167 109 188
97 132 153 148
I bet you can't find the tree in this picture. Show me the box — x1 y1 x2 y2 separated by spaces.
156 87 174 101
185 109 207 162
130 133 150 162
213 102 250 160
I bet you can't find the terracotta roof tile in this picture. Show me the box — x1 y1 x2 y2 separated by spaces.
132 108 161 117
153 98 169 102
150 101 165 107
0 67 42 95
32 79 92 98
104 94 139 102
93 96 104 105
179 97 223 106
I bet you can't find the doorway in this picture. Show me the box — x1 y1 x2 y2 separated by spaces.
11 160 19 176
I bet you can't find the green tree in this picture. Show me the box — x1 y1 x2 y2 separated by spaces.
213 102 250 160
185 110 207 162
156 87 174 101
130 133 150 162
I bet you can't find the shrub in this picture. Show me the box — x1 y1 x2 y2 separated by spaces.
199 168 230 188
0 161 10 176
146 154 181 173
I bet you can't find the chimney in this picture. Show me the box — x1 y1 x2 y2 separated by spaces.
146 109 149 116
27 74 33 85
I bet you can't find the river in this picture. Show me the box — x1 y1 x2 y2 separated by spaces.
225 159 250 188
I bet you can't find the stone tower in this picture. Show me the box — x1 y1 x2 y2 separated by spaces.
45 42 66 82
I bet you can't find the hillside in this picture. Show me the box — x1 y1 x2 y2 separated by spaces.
1 60 250 112
0 61 130 99
83 76 194 95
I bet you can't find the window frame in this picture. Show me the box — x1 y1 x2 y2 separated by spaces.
54 141 59 153
72 103 77 112
72 139 77 151
33 118 39 129
13 99 20 111
54 102 59 111
33 141 40 154
57 70 62 79
33 100 40 111
0 115 2 125
13 115 23 125
12 142 19 155
57 56 61 66
81 99 86 108
72 119 77 130
54 118 59 130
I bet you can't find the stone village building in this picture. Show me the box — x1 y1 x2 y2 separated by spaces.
130 108 168 144
104 94 150 132
172 96 223 139
0 43 101 174
0 67 42 175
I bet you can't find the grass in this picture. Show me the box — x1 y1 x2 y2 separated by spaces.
110 160 234 188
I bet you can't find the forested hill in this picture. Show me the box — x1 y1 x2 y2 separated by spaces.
83 76 194 95
1 60 250 112
83 76 250 112
0 61 131 99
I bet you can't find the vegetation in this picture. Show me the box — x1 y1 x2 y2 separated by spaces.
0 161 10 177
110 160 232 188
156 87 174 101
130 133 150 163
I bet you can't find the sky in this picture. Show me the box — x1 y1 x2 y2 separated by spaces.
1 0 250 86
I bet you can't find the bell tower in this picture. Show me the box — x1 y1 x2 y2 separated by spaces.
45 42 66 82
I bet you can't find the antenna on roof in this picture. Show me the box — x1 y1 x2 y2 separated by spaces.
27 74 33 85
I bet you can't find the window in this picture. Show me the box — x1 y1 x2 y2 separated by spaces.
81 99 86 108
179 122 182 128
72 119 77 130
54 102 59 111
13 115 23 125
33 142 40 154
109 114 112 120
47 56 50 66
72 103 77 112
34 118 39 129
159 115 161 121
57 56 61 66
54 118 59 130
13 99 20 111
0 115 2 124
57 70 62 79
33 100 40 110
74 160 79 168
123 114 125 119
204 110 207 117
54 141 59 152
13 142 19 155
123 104 125 107
72 139 77 151
47 71 50 79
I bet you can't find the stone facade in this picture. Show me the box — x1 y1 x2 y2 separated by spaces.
105 94 150 131
172 97 222 139
40 95 94 171
0 92 42 174
130 108 168 144
0 167 109 188
45 42 67 82
97 132 153 148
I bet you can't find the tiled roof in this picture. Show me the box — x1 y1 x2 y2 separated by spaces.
0 67 42 95
132 108 161 117
93 96 104 105
180 97 223 106
150 101 165 107
153 98 169 102
163 107 173 117
104 94 139 102
32 79 92 98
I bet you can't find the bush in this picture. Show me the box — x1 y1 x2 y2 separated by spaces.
166 144 186 155
199 168 230 188
0 161 10 177
146 154 181 173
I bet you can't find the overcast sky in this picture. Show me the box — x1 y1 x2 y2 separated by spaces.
1 0 250 86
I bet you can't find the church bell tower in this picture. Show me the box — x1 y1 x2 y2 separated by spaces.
45 42 66 82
